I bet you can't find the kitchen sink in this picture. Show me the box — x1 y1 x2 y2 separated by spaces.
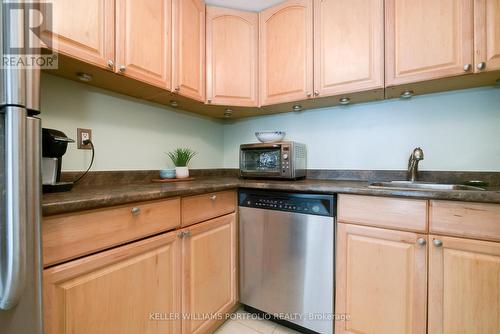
368 181 486 191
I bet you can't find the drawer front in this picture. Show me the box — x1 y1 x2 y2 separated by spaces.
338 194 428 232
181 190 236 226
430 200 500 242
43 198 181 267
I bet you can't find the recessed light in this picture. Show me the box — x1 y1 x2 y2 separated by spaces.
339 97 350 105
76 72 92 82
170 100 179 108
224 108 233 118
292 105 302 112
400 90 414 99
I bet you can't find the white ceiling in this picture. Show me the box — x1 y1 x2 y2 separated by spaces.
204 0 285 12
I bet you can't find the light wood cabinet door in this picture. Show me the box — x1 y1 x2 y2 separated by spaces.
260 0 313 106
172 0 206 102
428 235 500 334
115 0 172 89
44 232 181 334
385 0 474 86
206 6 259 107
40 0 114 69
336 223 427 334
181 213 238 334
474 0 500 72
313 0 384 97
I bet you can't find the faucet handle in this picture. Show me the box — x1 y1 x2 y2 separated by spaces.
412 147 424 160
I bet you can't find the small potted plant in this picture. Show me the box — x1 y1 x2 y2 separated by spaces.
166 148 196 179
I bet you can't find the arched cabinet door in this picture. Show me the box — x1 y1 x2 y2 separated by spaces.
206 6 259 107
259 0 313 106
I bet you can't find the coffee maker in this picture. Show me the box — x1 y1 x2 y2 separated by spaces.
42 128 75 193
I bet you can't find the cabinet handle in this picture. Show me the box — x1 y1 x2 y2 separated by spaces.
174 86 180 92
131 207 141 216
306 92 312 98
207 99 212 104
416 237 426 246
209 195 217 201
119 65 126 73
177 231 185 239
477 62 486 71
432 239 443 247
184 231 191 238
107 59 114 69
314 90 320 97
463 63 472 72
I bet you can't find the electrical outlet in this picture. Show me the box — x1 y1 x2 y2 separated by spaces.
77 128 92 150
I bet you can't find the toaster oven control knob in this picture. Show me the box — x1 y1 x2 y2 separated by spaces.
283 153 289 160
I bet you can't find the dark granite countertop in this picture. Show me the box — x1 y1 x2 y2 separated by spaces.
42 177 500 216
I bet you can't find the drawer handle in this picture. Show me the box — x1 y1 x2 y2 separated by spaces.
209 195 217 201
177 231 191 238
433 239 443 248
131 207 141 216
416 237 426 246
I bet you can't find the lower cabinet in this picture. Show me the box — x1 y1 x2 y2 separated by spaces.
43 231 182 334
338 195 500 334
181 213 238 334
43 212 238 334
428 235 500 334
335 223 428 334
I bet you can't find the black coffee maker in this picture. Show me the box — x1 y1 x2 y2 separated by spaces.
42 128 75 193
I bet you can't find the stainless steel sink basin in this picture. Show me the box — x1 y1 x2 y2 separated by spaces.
369 181 485 191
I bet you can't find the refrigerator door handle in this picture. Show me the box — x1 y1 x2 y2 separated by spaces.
0 107 27 310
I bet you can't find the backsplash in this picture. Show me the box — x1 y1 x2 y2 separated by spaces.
40 73 225 171
41 74 500 172
223 86 500 171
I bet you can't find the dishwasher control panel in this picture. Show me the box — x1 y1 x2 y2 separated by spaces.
238 189 335 217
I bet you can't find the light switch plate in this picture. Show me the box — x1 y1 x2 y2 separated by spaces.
77 128 92 150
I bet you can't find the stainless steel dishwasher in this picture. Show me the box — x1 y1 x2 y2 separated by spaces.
239 189 335 334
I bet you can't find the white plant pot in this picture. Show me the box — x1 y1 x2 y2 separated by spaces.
175 166 190 179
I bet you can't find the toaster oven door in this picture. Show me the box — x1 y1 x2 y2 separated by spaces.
240 147 282 177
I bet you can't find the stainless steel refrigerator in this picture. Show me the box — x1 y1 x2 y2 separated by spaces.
0 2 44 333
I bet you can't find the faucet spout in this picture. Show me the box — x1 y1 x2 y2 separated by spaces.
408 147 424 182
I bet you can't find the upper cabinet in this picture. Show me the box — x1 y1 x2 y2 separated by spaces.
115 0 172 89
474 0 500 72
43 0 500 118
313 0 384 97
260 0 313 106
172 0 206 102
385 0 474 86
206 6 259 107
41 0 115 69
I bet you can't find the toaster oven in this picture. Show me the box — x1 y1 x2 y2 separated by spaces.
239 142 306 179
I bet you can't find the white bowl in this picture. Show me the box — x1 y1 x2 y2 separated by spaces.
255 131 286 143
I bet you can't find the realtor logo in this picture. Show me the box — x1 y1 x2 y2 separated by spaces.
1 1 58 69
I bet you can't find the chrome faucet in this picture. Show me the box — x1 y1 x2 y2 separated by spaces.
408 147 424 182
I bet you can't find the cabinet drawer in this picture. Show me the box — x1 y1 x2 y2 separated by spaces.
430 200 500 242
181 190 236 226
338 194 428 232
43 198 181 267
